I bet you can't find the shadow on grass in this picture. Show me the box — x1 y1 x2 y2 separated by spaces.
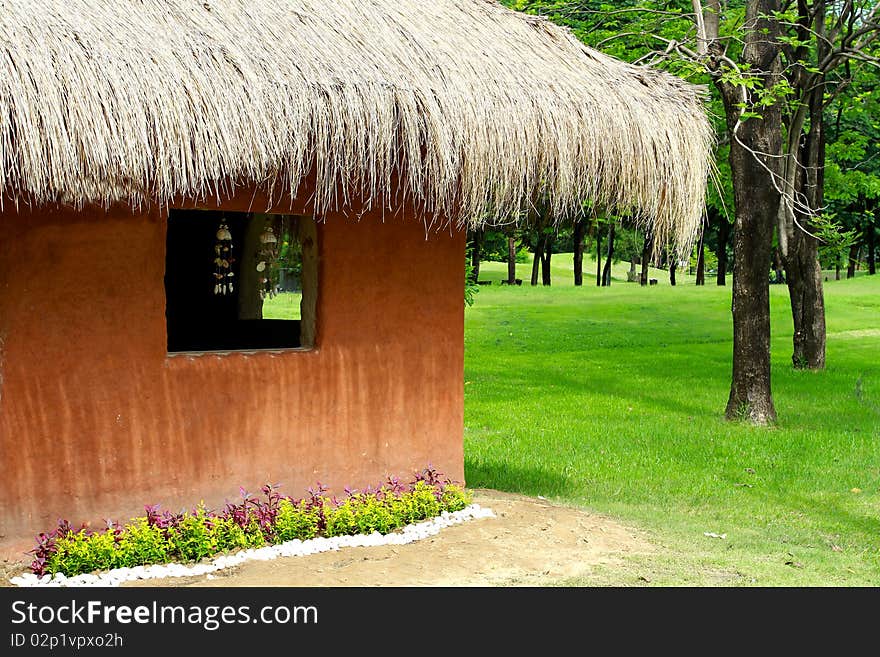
465 458 575 499
476 363 724 421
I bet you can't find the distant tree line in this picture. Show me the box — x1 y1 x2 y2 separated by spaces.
467 211 744 287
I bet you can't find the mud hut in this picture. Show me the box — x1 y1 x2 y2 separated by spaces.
0 0 713 556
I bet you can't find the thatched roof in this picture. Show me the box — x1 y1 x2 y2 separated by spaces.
0 0 713 249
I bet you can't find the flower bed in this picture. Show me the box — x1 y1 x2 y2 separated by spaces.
26 466 472 580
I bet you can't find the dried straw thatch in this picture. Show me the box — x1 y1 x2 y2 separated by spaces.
0 0 713 249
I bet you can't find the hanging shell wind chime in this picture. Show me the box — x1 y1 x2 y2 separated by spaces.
213 221 235 295
257 220 279 300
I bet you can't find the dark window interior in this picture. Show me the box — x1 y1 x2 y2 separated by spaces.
165 210 302 353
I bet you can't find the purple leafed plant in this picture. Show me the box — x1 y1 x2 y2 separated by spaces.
219 482 287 540
29 518 84 576
385 475 406 496
144 504 183 533
413 464 447 488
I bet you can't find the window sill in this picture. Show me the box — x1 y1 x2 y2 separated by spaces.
166 346 314 358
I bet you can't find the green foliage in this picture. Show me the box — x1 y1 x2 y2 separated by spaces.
503 1 700 71
274 219 303 294
349 496 398 535
48 530 114 577
116 518 169 567
212 516 265 552
439 484 471 512
46 518 173 575
610 224 644 263
502 0 880 276
825 63 880 249
275 499 321 542
707 145 733 214
168 505 217 562
689 241 718 273
480 229 531 262
323 501 359 537
323 481 453 536
394 480 443 523
814 214 859 269
465 249 480 307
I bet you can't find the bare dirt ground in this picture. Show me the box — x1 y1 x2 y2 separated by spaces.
2 490 654 587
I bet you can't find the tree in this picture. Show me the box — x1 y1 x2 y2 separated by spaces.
869 212 879 273
506 225 519 285
770 1 880 369
815 214 858 278
584 214 630 286
573 215 588 286
713 208 731 285
506 0 879 423
695 220 707 285
602 221 616 286
706 143 733 286
659 0 880 369
540 230 554 286
507 0 782 422
521 201 556 286
612 0 783 420
610 222 645 276
467 227 485 284
696 0 783 423
825 61 880 278
641 226 654 285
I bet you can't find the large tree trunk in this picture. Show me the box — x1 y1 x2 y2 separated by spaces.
669 258 677 286
784 232 826 368
506 230 517 285
601 223 615 286
725 129 779 424
782 83 826 370
716 215 729 286
573 217 587 286
595 222 603 287
721 0 781 424
695 223 706 286
640 227 652 286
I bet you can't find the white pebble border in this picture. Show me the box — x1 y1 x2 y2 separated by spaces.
9 504 495 588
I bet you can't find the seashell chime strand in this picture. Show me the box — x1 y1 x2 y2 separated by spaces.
257 220 279 300
214 221 235 295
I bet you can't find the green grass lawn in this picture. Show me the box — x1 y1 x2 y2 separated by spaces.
262 291 302 320
464 259 880 586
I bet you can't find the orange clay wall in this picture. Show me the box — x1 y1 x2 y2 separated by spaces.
0 193 465 559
